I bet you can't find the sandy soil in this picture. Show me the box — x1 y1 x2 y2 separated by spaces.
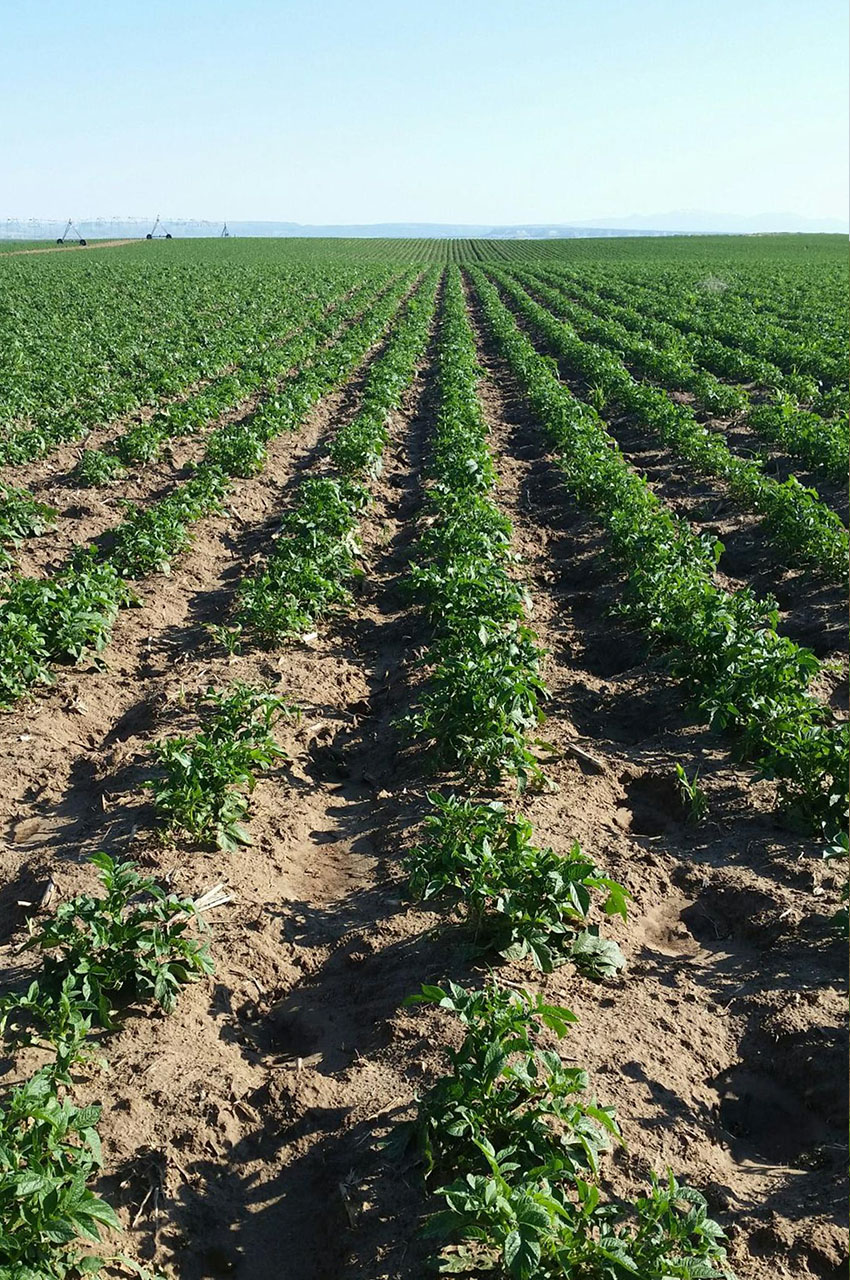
0 279 845 1280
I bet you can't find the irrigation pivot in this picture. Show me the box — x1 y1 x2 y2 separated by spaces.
145 215 174 240
56 219 86 245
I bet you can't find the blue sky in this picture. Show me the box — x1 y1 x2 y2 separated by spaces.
2 0 847 224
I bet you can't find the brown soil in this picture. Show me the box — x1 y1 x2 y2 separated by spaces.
711 412 848 526
9 442 212 580
5 240 137 256
0 281 846 1280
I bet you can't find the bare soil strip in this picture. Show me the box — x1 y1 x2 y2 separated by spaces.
5 239 137 256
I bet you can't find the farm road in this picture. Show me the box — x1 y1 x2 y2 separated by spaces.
6 238 137 255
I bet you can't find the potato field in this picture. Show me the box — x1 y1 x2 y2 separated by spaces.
0 234 846 1280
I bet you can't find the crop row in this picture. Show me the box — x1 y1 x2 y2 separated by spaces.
400 977 734 1277
81 276 379 475
401 267 548 788
468 267 848 841
0 273 416 706
0 264 442 1278
0 481 56 569
0 853 212 1278
235 269 440 647
489 268 848 583
560 270 834 404
533 263 844 412
578 265 847 395
385 272 736 1278
0 275 386 574
0 251 388 463
523 266 849 484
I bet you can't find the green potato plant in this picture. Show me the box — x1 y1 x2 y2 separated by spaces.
148 683 293 850
72 449 126 487
405 795 628 975
0 852 213 1069
0 1068 120 1280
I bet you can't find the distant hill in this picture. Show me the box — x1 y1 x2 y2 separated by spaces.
571 211 848 234
1 218 672 240
1 214 846 241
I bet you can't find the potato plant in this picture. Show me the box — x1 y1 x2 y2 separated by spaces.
72 448 126 487
0 1069 120 1280
532 266 848 483
400 982 619 1178
0 273 416 706
404 984 736 1280
471 267 848 839
0 550 134 707
405 795 628 975
235 272 439 645
0 483 56 570
0 249 391 467
0 852 213 1070
402 268 548 789
148 683 293 850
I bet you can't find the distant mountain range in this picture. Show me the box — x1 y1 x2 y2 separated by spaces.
1 213 846 240
571 211 848 234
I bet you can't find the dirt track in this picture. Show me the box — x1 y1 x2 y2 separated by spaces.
6 239 137 256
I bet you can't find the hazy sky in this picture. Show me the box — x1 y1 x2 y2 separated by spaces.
2 0 847 224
